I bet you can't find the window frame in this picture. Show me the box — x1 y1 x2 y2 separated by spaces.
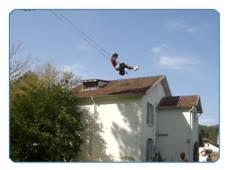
146 103 154 126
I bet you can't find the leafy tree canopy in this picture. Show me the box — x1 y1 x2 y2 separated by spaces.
199 124 219 144
10 70 85 161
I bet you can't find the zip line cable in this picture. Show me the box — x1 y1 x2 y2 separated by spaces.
49 10 111 61
56 11 111 57
49 10 110 60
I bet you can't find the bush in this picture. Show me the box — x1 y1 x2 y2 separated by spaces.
10 72 84 161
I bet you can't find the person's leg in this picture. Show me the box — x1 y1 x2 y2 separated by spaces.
119 69 125 75
120 63 139 71
120 63 134 70
114 64 120 71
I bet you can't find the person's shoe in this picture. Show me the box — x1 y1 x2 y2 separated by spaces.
133 66 139 71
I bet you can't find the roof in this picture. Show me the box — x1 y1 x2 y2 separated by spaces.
158 95 203 113
72 75 170 98
203 138 219 147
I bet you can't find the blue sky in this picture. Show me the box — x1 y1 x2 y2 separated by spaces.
10 9 219 126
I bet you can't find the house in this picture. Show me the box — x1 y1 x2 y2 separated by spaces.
72 75 203 162
158 95 202 161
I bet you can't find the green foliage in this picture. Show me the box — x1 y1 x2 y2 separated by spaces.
10 72 41 106
77 110 113 161
10 72 84 161
199 124 219 143
35 63 81 87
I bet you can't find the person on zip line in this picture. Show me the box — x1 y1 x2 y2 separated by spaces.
111 53 139 76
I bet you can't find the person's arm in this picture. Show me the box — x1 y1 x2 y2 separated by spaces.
115 58 119 64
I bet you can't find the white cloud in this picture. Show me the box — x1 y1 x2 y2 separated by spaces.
149 43 199 70
60 63 84 73
150 43 168 54
159 55 197 70
166 19 199 33
150 46 161 54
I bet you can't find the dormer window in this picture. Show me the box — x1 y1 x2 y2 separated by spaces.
81 79 109 91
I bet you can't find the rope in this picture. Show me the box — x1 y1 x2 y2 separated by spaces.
49 10 111 61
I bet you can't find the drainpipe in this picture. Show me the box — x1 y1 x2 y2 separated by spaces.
91 97 98 119
155 103 160 161
89 96 96 160
188 106 195 113
187 106 195 161
91 97 95 113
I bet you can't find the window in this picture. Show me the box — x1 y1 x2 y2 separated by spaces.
147 103 154 125
193 111 197 123
146 138 154 161
82 80 98 91
82 79 109 91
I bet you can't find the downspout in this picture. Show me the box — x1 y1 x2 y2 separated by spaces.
89 96 97 160
187 106 195 161
155 102 160 161
188 105 195 113
91 97 97 118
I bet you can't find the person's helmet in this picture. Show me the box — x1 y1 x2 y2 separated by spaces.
112 53 118 58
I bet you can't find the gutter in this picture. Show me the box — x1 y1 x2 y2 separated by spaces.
76 92 144 105
157 106 193 110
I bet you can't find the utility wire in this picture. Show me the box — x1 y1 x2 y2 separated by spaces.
49 10 111 61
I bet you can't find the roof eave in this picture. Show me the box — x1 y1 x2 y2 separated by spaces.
158 104 203 113
158 106 193 110
144 75 172 96
75 92 145 104
160 75 172 96
196 96 203 113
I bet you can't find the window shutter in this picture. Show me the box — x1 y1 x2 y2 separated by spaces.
146 138 154 161
147 103 154 125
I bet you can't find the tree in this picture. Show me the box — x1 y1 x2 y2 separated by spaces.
10 43 31 80
10 72 85 161
77 109 113 161
35 63 81 87
10 71 41 106
199 124 219 143
61 71 81 88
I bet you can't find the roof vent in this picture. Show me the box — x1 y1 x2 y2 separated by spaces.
81 79 109 91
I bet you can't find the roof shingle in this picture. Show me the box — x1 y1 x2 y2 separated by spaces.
72 75 164 97
158 95 202 113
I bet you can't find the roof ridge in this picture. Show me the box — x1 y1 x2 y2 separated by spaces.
109 74 165 82
80 74 166 82
158 95 198 98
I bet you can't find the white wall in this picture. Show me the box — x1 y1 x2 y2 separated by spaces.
98 99 143 161
140 82 167 161
157 108 199 161
77 80 201 162
81 97 143 161
78 81 169 161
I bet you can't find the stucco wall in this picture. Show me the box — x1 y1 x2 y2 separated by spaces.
80 97 143 161
78 81 169 161
157 108 199 161
140 82 167 161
